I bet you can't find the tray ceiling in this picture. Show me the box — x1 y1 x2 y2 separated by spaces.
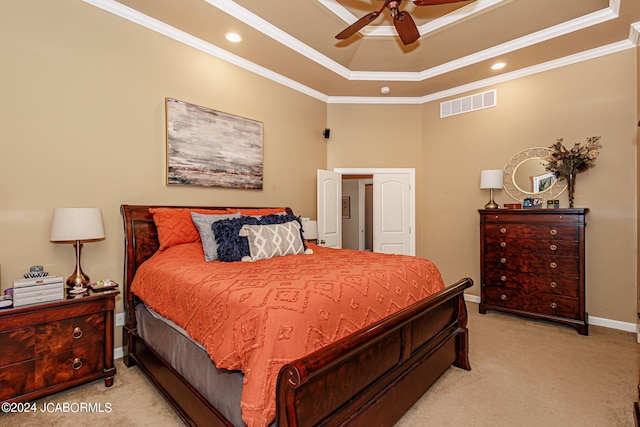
88 0 640 102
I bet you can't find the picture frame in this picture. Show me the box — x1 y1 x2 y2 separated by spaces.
165 98 263 189
342 196 351 219
533 172 555 193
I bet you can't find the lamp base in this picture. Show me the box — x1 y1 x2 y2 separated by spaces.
66 272 90 288
66 241 91 289
484 188 500 209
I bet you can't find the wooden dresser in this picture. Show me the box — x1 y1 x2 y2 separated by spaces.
0 289 118 403
478 208 588 335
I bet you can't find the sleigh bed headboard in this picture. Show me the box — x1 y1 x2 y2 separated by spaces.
120 204 294 290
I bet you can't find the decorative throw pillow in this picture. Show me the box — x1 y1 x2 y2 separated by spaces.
211 216 260 262
258 213 307 250
239 221 310 262
191 211 241 261
150 208 229 251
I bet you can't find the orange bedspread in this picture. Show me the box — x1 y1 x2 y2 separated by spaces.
131 243 446 427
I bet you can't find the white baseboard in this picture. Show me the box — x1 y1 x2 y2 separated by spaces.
114 346 124 360
463 293 637 334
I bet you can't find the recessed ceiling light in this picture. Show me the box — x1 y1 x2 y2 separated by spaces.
225 32 242 43
491 62 506 70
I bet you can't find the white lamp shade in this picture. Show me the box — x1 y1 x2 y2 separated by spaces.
50 208 105 242
301 219 318 240
480 170 504 189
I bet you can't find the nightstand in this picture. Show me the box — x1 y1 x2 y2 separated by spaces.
0 289 119 404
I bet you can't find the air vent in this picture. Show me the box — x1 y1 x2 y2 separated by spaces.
440 89 497 118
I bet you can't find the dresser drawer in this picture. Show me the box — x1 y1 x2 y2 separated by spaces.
483 287 580 319
483 253 580 276
484 238 579 257
484 223 579 241
483 269 579 297
481 212 583 225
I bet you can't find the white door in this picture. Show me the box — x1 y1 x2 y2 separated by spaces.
317 169 342 248
373 173 413 255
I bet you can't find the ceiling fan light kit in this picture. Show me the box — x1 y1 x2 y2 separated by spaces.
335 0 476 46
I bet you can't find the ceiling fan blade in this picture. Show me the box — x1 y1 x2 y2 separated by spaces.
335 11 381 40
394 11 420 45
414 0 473 5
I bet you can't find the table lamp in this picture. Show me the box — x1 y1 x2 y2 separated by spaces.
480 170 503 209
301 219 318 242
50 207 105 288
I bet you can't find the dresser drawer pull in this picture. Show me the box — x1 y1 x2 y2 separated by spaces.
550 302 558 309
72 358 83 370
550 262 557 269
500 276 507 282
500 294 507 300
500 241 507 248
500 258 507 264
500 228 507 234
550 281 558 288
549 244 557 251
72 327 83 339
549 229 557 236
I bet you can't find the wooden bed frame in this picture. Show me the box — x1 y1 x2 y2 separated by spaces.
121 204 473 427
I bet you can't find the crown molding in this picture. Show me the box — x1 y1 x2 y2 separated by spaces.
85 0 634 104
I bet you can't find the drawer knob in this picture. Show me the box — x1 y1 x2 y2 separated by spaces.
550 302 558 309
72 327 83 339
549 229 557 236
550 244 557 251
500 227 507 234
500 294 507 300
500 258 507 264
550 281 558 288
500 241 507 248
550 262 557 269
72 358 83 370
500 276 507 282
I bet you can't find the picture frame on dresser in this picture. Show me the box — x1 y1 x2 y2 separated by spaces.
478 208 589 335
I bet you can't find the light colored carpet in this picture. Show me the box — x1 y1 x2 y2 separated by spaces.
1 303 637 426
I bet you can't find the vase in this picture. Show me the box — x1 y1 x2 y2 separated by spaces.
566 173 575 208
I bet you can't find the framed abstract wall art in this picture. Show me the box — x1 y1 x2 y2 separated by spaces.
165 98 263 189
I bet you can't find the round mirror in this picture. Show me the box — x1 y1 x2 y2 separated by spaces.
503 147 567 202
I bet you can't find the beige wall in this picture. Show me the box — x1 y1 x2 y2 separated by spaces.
0 1 327 348
0 0 637 342
328 50 638 324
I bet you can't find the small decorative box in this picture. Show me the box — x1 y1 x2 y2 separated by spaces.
12 276 64 307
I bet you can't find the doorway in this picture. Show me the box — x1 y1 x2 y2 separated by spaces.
317 168 415 256
341 176 372 251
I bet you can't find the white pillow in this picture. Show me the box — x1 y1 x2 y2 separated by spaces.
238 221 312 262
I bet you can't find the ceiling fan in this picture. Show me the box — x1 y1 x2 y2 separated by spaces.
335 0 475 46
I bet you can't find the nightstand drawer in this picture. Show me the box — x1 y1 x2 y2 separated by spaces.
0 289 118 404
13 282 64 307
0 343 104 401
0 314 105 366
35 343 104 390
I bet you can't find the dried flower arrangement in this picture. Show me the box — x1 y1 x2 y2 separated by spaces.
543 136 602 207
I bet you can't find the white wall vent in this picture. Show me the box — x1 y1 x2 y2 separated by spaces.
440 89 497 118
